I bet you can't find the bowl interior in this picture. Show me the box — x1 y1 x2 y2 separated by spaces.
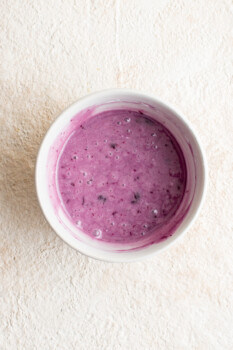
36 90 206 262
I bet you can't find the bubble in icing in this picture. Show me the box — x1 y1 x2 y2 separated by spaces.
92 229 102 238
76 220 82 228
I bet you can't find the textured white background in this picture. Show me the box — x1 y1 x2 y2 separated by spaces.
0 0 233 349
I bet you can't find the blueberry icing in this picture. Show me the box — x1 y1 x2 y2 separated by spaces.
57 110 187 243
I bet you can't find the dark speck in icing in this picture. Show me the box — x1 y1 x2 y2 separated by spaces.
56 109 187 243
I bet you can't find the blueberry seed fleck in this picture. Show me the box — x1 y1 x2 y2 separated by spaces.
131 192 140 204
98 195 107 203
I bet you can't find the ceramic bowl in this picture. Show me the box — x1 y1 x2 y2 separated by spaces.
35 89 207 262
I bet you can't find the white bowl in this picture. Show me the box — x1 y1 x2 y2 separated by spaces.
35 89 207 262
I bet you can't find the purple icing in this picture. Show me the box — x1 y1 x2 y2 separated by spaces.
56 109 187 243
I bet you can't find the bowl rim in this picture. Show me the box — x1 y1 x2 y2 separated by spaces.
35 88 208 262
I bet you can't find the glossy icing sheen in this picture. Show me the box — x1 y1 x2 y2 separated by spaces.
56 110 187 243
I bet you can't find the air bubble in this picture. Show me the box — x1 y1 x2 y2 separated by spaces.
117 121 122 125
83 172 87 177
154 145 158 149
92 229 102 238
87 179 93 185
73 155 78 159
127 129 131 134
151 133 157 137
110 222 115 226
152 209 158 216
76 220 82 228
143 224 148 228
141 232 146 236
125 117 131 123
104 139 108 143
109 152 112 156
115 155 120 160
